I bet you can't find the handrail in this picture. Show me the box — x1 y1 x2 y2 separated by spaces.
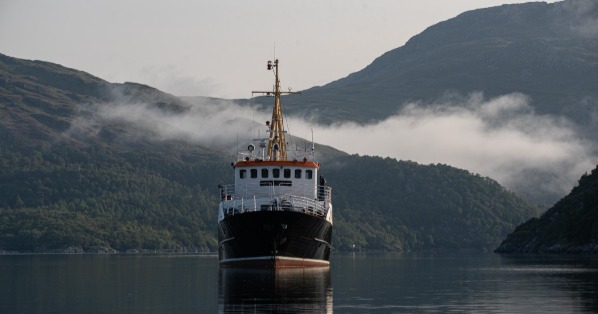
221 196 328 218
219 184 332 203
219 184 332 219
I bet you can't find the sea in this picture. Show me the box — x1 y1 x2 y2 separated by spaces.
1 252 597 313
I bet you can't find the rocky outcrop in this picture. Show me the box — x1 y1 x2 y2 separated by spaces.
496 165 598 254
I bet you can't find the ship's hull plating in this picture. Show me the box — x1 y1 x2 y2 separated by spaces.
218 211 332 267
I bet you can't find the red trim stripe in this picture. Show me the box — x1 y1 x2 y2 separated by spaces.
234 160 319 168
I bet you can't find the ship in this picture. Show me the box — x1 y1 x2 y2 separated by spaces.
217 59 333 268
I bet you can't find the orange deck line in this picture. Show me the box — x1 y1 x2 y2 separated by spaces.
234 160 320 168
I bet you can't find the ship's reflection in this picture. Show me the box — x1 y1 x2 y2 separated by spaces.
218 266 333 313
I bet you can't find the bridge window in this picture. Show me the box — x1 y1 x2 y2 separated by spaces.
239 169 246 179
273 168 280 178
283 169 291 178
295 169 302 179
306 170 313 179
250 169 257 178
261 168 269 178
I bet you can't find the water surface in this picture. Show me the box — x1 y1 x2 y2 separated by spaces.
1 253 597 313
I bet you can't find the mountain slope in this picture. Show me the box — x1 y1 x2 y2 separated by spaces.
0 52 195 147
0 52 231 252
272 1 598 129
0 53 540 252
325 155 539 251
251 0 598 206
495 164 598 254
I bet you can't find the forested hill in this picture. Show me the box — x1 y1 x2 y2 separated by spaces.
495 165 598 254
0 52 231 252
0 52 540 253
325 155 539 251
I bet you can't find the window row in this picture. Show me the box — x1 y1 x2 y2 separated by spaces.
239 168 313 180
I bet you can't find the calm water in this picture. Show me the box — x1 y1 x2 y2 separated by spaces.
1 253 597 313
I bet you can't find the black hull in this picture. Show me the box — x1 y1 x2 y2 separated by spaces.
218 211 332 267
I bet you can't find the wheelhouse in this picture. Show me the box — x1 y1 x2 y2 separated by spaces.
234 160 319 199
218 160 331 221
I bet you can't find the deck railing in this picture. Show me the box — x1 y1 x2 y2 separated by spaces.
219 184 332 218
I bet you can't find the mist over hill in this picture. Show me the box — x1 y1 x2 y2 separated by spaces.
4 0 594 253
248 0 598 204
0 51 540 253
280 1 598 126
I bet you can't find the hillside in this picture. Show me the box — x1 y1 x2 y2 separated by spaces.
495 164 598 254
273 1 598 126
325 155 538 251
245 0 597 206
0 52 231 252
0 53 540 253
0 140 227 252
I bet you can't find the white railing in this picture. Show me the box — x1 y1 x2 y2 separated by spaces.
219 184 332 218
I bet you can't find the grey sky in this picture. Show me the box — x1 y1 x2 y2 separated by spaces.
0 0 557 99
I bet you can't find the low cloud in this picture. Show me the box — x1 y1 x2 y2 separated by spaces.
95 99 261 149
562 0 598 37
306 93 597 201
79 91 597 203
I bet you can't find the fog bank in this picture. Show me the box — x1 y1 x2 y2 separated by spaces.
88 91 597 203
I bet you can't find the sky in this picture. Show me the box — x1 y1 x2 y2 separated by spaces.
4 0 593 203
0 0 557 99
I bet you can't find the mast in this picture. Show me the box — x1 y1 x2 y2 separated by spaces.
252 59 300 161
